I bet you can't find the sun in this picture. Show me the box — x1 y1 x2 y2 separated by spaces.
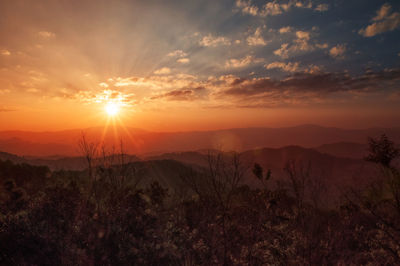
105 102 120 117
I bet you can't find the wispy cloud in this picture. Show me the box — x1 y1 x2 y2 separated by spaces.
266 61 322 73
150 86 206 101
76 89 136 106
199 34 230 47
225 55 263 68
265 61 300 72
314 4 329 12
177 58 190 64
154 67 171 75
1 49 11 56
236 0 327 17
106 74 199 92
38 31 56 38
274 30 328 59
167 50 187 57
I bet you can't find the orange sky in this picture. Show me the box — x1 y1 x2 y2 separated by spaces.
1 0 400 132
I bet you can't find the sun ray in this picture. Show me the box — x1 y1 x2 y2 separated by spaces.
116 116 142 153
100 116 111 144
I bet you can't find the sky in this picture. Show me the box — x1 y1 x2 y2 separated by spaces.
0 0 400 132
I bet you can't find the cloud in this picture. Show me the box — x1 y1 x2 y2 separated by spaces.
167 50 187 57
105 74 200 92
76 89 136 106
99 82 109 88
265 61 322 73
315 43 328 49
225 55 263 68
279 26 293 34
266 61 300 72
247 27 269 46
274 43 290 58
295 30 310 40
329 44 346 59
38 31 56 38
113 77 143 87
150 87 205 101
235 0 258 16
199 34 230 47
372 3 392 21
216 68 400 107
359 3 400 37
263 1 287 16
1 49 11 56
101 75 207 104
154 67 171 75
314 4 329 12
273 30 327 59
236 0 327 17
261 1 314 16
305 64 323 74
96 68 400 108
177 58 190 64
151 90 193 101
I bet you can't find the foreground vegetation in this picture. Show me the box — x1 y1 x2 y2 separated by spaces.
0 135 399 265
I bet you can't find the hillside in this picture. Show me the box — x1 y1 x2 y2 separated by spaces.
315 142 368 159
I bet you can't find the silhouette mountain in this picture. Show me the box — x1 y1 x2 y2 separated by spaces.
315 142 368 159
0 125 399 157
0 145 379 207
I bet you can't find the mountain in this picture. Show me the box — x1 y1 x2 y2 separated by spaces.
239 145 376 182
315 142 368 159
0 152 141 171
0 151 29 164
144 146 378 205
0 124 399 157
0 145 381 207
0 138 75 157
144 151 210 167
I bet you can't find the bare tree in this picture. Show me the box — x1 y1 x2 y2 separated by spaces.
178 150 247 265
78 132 99 181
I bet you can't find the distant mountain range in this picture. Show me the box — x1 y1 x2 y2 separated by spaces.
315 142 368 159
0 151 140 171
0 143 380 207
1 124 395 207
0 124 398 157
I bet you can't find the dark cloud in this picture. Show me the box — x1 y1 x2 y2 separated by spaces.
150 86 207 101
151 89 195 101
219 68 400 107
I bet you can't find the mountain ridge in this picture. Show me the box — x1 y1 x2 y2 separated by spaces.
0 125 399 156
